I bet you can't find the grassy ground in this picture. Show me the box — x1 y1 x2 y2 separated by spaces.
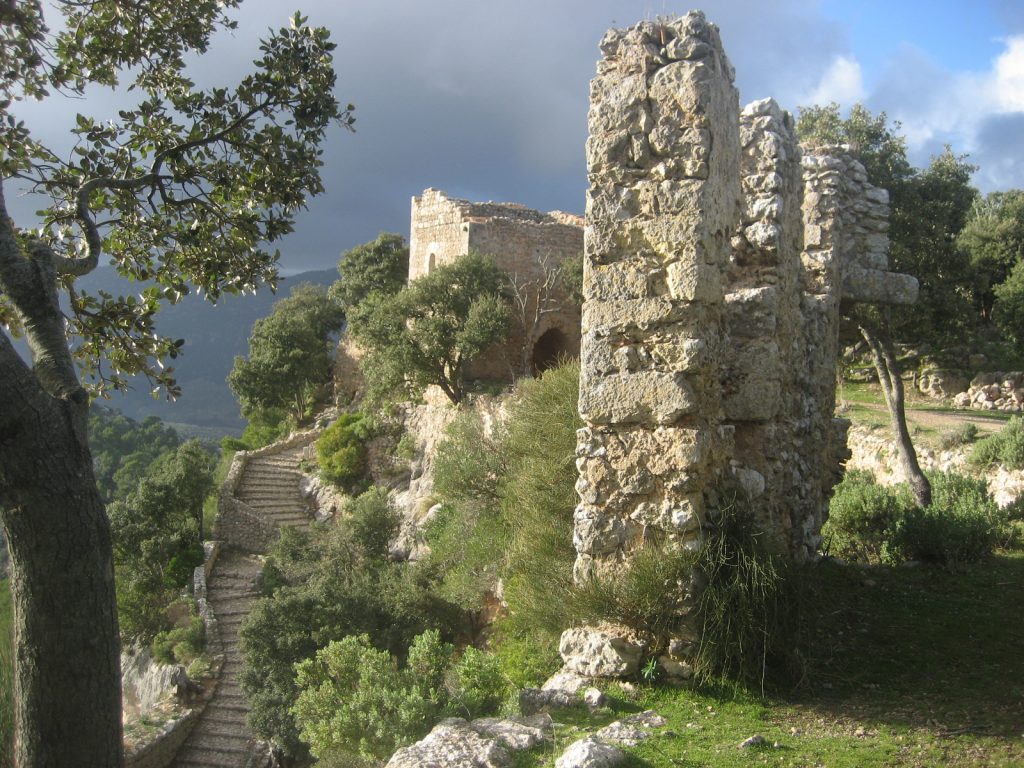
837 381 1011 450
517 550 1024 767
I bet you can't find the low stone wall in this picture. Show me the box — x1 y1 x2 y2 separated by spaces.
846 424 1024 507
124 708 203 768
215 429 321 552
124 541 225 768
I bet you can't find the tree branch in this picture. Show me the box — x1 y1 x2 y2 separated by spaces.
0 180 87 403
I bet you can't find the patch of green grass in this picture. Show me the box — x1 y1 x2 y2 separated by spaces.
514 552 1024 767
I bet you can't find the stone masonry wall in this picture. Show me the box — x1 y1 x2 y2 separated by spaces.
574 11 920 672
575 13 740 583
409 188 583 380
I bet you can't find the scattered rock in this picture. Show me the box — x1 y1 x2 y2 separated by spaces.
385 718 511 768
583 687 606 709
594 721 652 747
555 737 627 768
473 714 552 750
519 687 577 716
543 669 593 694
739 734 769 748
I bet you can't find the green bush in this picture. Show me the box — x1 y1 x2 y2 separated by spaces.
939 421 980 450
317 413 372 493
164 542 205 589
824 470 913 564
890 472 1007 569
970 416 1024 469
291 633 446 765
489 626 561 691
241 498 466 759
447 646 509 718
291 630 509 764
151 612 205 666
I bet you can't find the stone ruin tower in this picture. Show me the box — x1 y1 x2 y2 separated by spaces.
409 189 583 380
570 11 917 673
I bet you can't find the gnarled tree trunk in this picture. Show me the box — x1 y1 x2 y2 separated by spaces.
858 323 932 507
0 333 123 767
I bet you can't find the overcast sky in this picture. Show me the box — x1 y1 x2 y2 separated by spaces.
10 0 1024 273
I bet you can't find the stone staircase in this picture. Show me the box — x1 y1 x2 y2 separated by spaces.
172 442 314 768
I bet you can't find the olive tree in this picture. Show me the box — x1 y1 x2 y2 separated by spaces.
0 2 350 764
347 252 511 406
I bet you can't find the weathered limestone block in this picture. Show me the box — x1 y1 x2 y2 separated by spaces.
559 627 643 678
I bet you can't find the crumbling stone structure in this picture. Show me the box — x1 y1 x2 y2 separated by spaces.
574 11 916 605
409 188 583 379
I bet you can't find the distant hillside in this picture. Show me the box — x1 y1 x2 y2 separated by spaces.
13 266 338 432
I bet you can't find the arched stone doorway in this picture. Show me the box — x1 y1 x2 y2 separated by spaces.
531 328 567 374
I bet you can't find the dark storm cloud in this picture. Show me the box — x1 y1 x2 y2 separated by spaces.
3 1 855 271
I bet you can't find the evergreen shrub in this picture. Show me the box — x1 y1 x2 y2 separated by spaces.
291 630 508 765
824 470 913 564
890 472 1007 569
317 412 372 493
970 416 1024 469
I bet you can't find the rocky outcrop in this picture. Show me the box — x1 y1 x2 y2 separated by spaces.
846 424 1024 507
384 714 552 768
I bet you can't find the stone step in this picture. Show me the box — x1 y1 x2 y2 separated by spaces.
174 742 249 767
199 712 249 729
186 732 251 752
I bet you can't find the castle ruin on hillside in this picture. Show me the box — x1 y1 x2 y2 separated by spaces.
566 11 918 678
409 188 583 379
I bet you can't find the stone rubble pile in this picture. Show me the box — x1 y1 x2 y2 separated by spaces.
953 372 1024 412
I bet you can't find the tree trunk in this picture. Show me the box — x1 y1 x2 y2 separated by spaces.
0 336 123 767
858 324 932 507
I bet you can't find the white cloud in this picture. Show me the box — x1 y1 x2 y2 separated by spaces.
991 35 1024 111
804 55 866 106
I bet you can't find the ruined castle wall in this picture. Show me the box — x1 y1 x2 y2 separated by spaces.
575 13 922 583
408 188 583 380
574 13 741 581
409 189 471 281
722 98 805 553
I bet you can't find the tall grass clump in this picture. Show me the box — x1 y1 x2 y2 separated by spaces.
692 504 805 689
498 361 583 638
970 416 1024 469
425 361 581 639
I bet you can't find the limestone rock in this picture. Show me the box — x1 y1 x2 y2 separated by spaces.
385 718 511 768
542 668 593 694
559 627 643 678
555 737 627 768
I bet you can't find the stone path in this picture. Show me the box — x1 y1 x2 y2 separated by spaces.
172 443 312 767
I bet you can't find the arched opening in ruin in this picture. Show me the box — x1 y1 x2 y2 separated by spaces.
427 251 437 273
531 328 567 374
